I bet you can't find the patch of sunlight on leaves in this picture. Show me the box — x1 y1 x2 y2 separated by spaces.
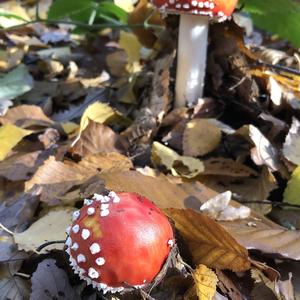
152 142 204 178
0 124 32 161
284 165 300 205
114 0 134 12
0 1 30 28
14 208 74 253
0 64 33 101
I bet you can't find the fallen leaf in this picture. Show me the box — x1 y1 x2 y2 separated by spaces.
203 157 258 177
0 234 27 263
79 102 131 134
284 165 300 205
194 265 218 300
183 119 221 157
14 208 73 253
283 117 300 166
30 259 80 300
70 120 128 158
0 124 32 161
223 221 300 260
0 150 51 181
152 142 204 178
0 104 54 127
0 46 25 72
119 30 142 73
0 277 30 299
0 64 33 101
165 208 251 272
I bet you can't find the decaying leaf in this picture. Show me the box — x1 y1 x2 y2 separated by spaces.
0 277 30 300
30 259 80 300
0 124 32 161
194 265 218 300
14 208 73 253
70 120 128 158
284 165 300 205
165 208 251 272
283 117 300 166
152 142 204 178
200 191 251 221
0 104 54 128
183 119 222 157
203 157 258 177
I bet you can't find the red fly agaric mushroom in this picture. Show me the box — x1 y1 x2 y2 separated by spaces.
65 191 175 294
151 0 238 107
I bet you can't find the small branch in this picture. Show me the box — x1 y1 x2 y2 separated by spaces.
0 223 14 235
36 240 66 252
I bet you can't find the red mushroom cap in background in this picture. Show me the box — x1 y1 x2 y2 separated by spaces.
65 191 174 294
151 0 238 20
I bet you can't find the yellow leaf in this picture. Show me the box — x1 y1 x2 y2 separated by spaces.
164 208 251 272
61 122 79 135
114 0 134 12
119 31 142 73
194 265 218 300
284 165 300 205
151 142 204 178
0 124 32 161
14 208 73 253
77 102 131 143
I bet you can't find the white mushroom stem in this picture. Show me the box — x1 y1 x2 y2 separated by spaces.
175 14 209 108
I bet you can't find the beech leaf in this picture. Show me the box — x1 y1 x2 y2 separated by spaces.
165 208 251 272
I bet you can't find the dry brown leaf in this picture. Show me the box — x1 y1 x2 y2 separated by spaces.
0 105 54 128
99 170 188 209
194 265 218 300
165 208 251 272
203 157 258 177
78 152 133 173
199 167 277 202
183 119 221 157
0 150 50 181
69 120 128 158
223 222 300 260
106 50 128 77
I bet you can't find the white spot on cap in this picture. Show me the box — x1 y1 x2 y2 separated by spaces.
168 239 174 247
90 243 101 254
100 203 109 210
95 257 105 266
103 196 111 203
88 268 99 279
87 207 95 215
93 193 104 201
109 191 120 203
81 228 90 240
71 242 79 251
77 254 86 263
72 224 80 233
65 237 72 247
72 210 80 221
84 199 93 206
100 209 109 217
66 226 71 234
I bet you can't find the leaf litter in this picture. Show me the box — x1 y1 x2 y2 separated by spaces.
1 0 300 299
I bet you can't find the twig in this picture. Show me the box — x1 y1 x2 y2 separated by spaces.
0 223 14 235
36 240 66 252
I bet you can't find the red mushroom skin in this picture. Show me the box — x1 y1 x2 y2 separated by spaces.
65 192 174 294
151 0 238 20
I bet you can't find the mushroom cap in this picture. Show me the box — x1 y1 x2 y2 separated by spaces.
151 0 238 20
66 191 174 294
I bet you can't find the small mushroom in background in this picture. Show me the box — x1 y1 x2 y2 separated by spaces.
65 191 175 294
151 0 238 107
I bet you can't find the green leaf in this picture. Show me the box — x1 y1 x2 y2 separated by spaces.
0 64 33 101
48 0 127 26
241 0 300 47
284 165 300 205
